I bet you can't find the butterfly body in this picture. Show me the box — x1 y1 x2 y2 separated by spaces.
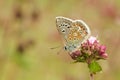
56 16 91 53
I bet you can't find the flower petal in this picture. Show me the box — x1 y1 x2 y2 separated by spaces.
101 53 108 59
88 36 98 44
99 45 106 53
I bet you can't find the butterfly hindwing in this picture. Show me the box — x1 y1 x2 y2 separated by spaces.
73 20 91 44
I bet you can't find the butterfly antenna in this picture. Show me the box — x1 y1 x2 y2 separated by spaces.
50 46 61 49
50 45 65 54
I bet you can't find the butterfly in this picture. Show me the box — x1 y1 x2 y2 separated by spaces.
56 16 91 54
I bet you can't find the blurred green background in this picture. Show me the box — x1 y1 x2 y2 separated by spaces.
0 0 120 80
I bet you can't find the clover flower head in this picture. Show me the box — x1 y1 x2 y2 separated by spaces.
69 36 108 62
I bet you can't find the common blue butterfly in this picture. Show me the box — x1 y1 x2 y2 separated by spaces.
56 16 91 53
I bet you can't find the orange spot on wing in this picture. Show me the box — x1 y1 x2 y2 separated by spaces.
67 29 82 41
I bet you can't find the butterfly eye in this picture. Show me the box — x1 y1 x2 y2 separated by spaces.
64 46 67 50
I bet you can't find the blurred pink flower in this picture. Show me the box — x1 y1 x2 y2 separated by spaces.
101 4 118 19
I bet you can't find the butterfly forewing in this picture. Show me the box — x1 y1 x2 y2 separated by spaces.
56 17 72 41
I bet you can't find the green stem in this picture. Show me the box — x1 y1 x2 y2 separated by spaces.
90 73 94 80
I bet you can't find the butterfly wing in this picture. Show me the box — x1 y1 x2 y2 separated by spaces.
56 16 72 42
56 16 91 53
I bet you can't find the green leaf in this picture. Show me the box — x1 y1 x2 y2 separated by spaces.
75 56 86 63
88 61 102 73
